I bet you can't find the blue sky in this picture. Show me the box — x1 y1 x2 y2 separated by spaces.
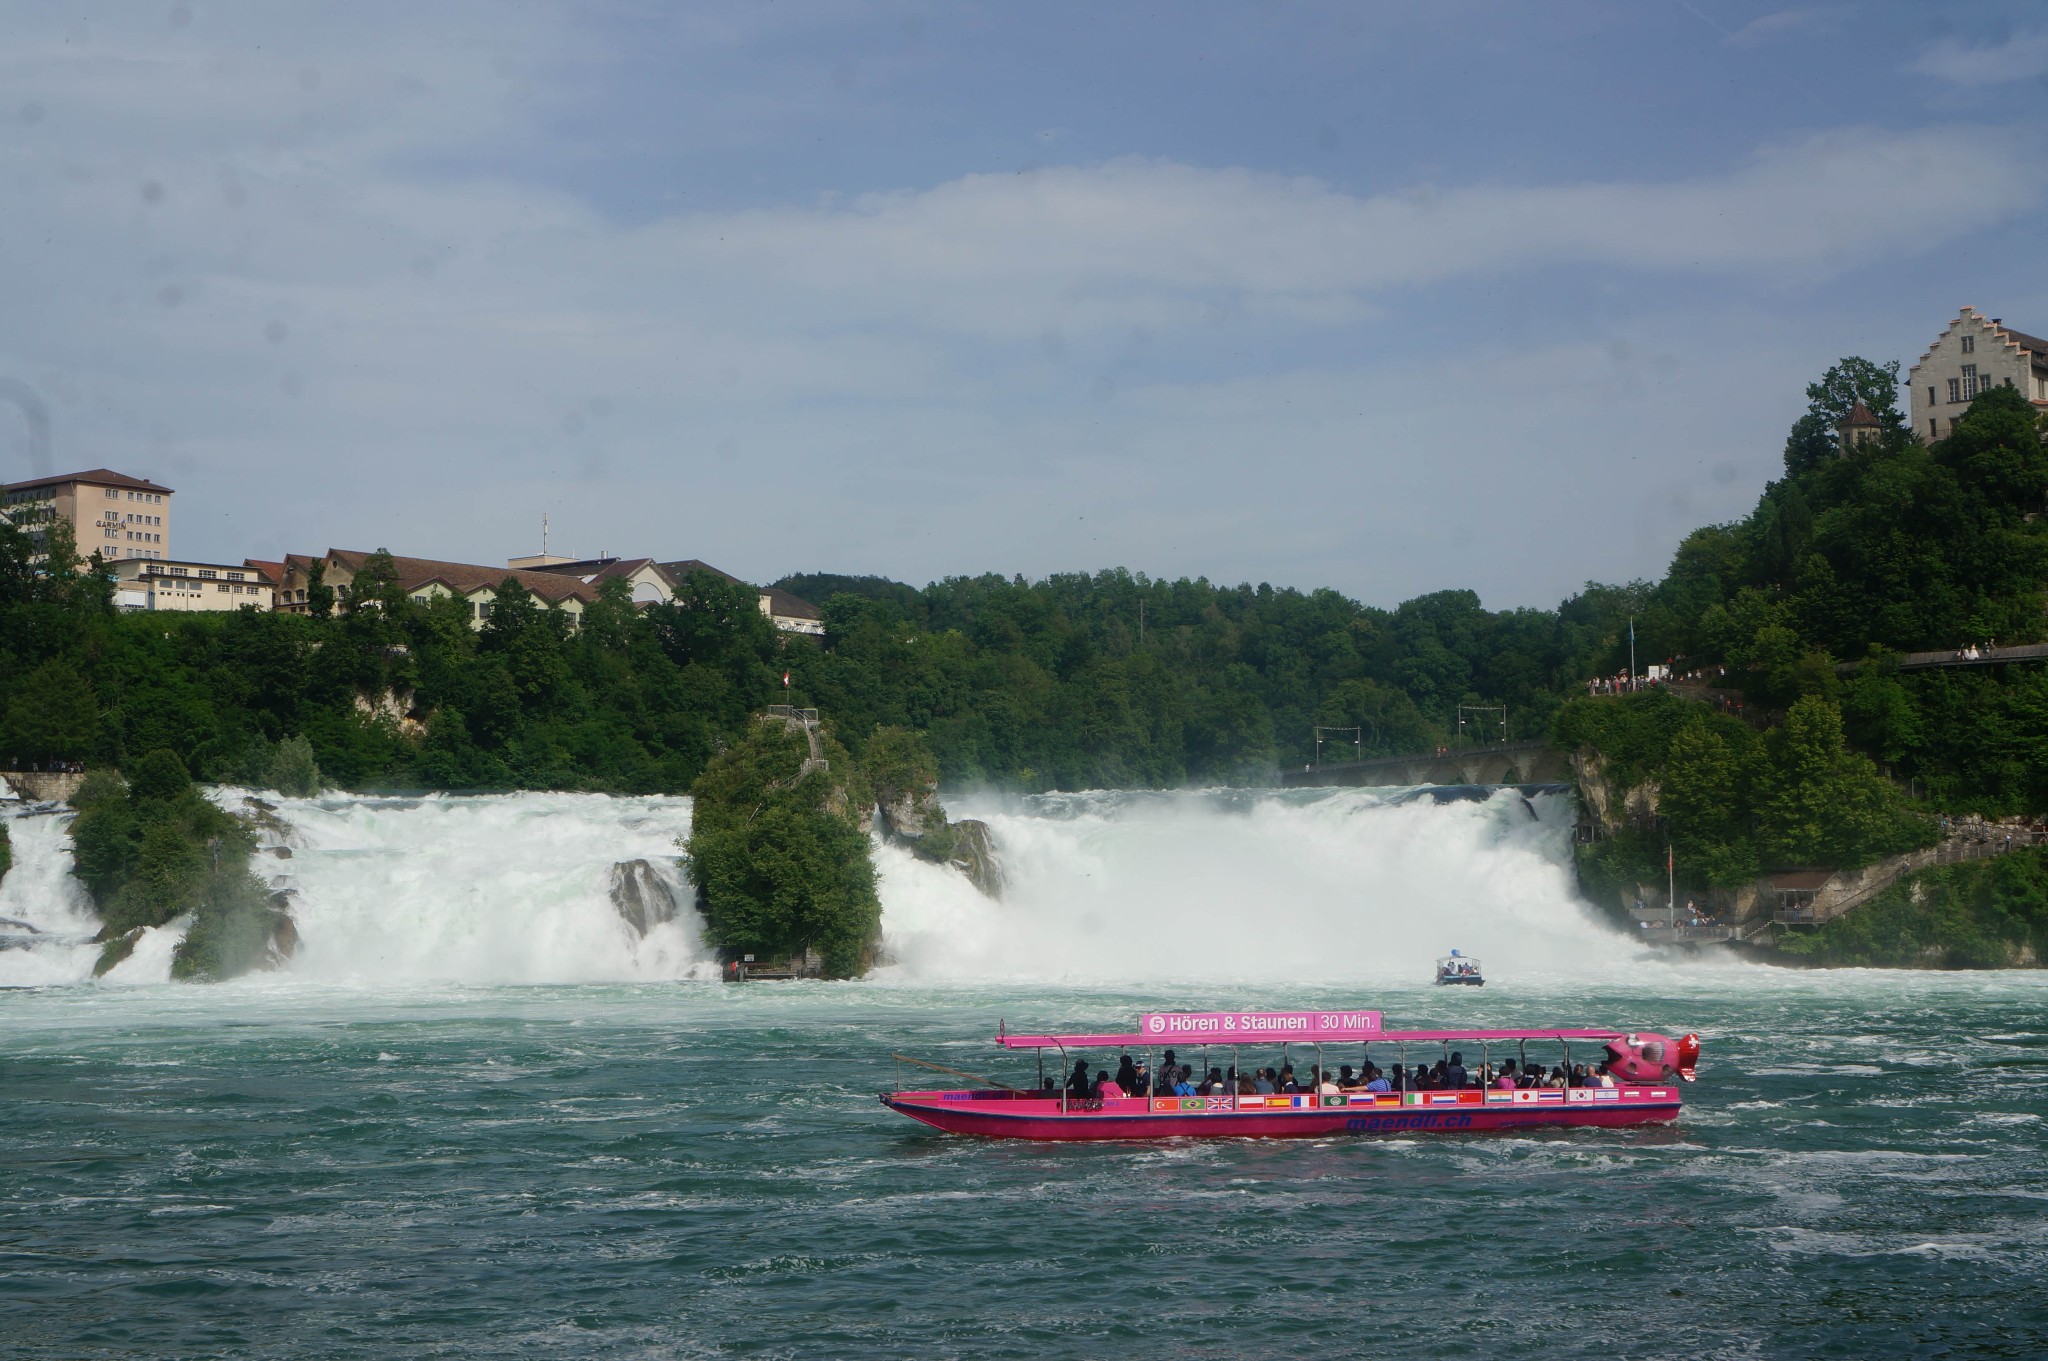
3 1 2047 607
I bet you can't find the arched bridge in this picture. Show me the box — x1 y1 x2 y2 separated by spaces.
1279 739 1570 789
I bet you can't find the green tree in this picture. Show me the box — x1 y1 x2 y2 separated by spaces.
305 559 335 620
1 658 100 764
1658 717 1761 887
684 719 880 978
1755 697 1929 868
1784 356 1906 474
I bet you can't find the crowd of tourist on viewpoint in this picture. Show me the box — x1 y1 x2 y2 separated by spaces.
1053 1048 1620 1102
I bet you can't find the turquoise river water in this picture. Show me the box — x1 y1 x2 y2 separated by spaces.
4 974 2046 1359
2 786 2045 1357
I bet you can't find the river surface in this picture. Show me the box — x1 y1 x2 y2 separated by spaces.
4 974 2045 1360
2 787 2045 1356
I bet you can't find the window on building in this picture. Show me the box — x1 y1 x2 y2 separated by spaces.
199 569 216 579
1962 334 1975 354
1931 417 1939 437
1949 377 1962 403
1928 385 1936 405
1962 363 1978 397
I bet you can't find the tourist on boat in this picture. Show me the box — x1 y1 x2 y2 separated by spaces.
1253 1068 1276 1095
1364 1065 1392 1093
1494 1061 1517 1090
1429 1060 1449 1088
1570 1063 1590 1087
1546 1066 1568 1089
1152 1050 1179 1096
1114 1055 1138 1093
1097 1070 1124 1099
1131 1060 1150 1095
1411 1064 1433 1090
1173 1065 1197 1097
1316 1068 1340 1097
1067 1059 1092 1100
1445 1052 1468 1088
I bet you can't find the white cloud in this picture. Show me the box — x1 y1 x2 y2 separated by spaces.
1724 7 1842 48
1912 29 2048 86
0 2 2042 606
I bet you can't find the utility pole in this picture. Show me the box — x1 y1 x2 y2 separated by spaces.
1629 616 1637 690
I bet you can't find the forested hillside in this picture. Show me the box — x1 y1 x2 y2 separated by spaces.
2 362 2045 805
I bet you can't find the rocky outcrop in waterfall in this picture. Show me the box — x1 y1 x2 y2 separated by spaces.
946 819 1004 898
609 858 679 936
685 712 881 978
864 726 1003 899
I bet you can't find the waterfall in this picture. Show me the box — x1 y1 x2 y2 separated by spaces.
0 811 108 986
230 791 707 984
873 786 1647 984
1 783 1649 989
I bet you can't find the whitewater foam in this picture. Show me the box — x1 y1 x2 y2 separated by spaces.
3 782 1673 989
0 811 104 987
875 786 1652 984
237 790 706 984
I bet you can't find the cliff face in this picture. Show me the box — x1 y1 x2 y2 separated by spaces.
1570 749 1658 835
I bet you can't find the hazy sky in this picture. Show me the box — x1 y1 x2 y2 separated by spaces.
4 2 2047 608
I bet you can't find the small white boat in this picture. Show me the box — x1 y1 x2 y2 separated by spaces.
1435 950 1484 986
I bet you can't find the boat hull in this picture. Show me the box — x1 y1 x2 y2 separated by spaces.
882 1088 1681 1141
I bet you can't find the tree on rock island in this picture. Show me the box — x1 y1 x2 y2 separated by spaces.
683 716 879 978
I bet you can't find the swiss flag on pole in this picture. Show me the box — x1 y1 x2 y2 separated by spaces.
782 671 791 689
1667 846 1674 872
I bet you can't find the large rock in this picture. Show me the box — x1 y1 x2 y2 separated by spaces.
610 859 679 937
947 818 1004 899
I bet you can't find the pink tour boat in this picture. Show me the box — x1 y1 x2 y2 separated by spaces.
882 1009 1700 1141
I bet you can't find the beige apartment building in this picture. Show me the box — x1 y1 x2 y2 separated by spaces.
111 557 276 612
1908 307 2048 443
0 467 173 561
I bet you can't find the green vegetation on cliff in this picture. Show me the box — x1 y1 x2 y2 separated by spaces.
1557 689 1934 903
1774 850 2048 968
682 719 880 978
69 752 285 980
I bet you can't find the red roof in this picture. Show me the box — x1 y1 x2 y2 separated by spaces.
321 549 601 604
1841 402 1882 428
242 559 286 587
0 467 175 495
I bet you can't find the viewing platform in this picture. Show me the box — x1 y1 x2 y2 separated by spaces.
1280 739 1569 790
0 770 86 804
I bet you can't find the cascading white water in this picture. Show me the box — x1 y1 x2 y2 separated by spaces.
874 786 1652 984
0 811 109 986
1 783 1661 988
238 790 706 984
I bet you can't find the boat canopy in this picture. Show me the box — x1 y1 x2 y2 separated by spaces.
997 1010 1632 1050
